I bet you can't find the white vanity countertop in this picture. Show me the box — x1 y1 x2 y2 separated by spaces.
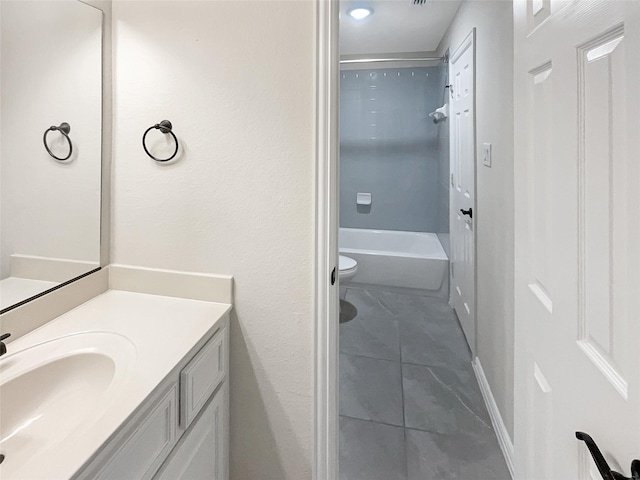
0 289 231 480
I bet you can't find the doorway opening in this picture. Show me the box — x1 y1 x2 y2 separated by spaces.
328 1 511 479
314 0 517 478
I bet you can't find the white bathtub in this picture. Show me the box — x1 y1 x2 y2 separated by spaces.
339 228 449 294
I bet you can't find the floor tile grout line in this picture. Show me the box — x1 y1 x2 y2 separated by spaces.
340 412 492 437
400 360 406 429
340 351 402 365
399 321 406 428
339 414 405 430
402 425 409 480
345 284 447 302
403 425 487 436
339 348 473 371
400 359 474 371
339 351 401 363
400 362 409 480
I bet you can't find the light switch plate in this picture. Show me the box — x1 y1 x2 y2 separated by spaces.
483 143 492 167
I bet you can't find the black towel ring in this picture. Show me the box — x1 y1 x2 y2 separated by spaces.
142 120 179 162
43 122 72 161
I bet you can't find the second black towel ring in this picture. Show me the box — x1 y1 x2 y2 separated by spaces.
142 120 179 162
43 122 72 161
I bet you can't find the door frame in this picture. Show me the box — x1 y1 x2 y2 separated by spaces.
314 0 340 479
313 10 480 479
448 29 478 354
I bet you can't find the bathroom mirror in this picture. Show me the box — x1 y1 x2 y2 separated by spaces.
0 1 103 312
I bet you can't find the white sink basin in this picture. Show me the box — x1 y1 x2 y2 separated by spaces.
0 332 137 477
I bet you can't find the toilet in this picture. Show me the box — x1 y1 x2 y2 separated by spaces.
339 255 358 284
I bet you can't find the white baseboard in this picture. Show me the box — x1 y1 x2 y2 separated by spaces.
472 357 515 479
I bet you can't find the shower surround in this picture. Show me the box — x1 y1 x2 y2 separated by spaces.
339 65 450 292
340 66 449 235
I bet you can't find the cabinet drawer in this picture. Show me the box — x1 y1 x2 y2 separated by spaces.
96 385 178 480
180 327 227 428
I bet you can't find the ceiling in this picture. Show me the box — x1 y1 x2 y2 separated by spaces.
339 0 463 56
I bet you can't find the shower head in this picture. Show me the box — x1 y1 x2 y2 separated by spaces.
428 105 449 124
429 112 446 124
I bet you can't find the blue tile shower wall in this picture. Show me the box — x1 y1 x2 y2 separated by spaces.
340 66 449 234
436 64 450 257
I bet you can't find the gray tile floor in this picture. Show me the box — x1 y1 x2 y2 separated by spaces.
339 286 510 480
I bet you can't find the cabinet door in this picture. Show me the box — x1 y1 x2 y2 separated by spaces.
181 326 227 428
96 385 178 480
154 383 227 480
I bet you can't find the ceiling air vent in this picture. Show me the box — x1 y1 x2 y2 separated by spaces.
412 0 427 4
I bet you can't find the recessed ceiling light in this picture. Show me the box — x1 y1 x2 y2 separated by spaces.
348 7 373 20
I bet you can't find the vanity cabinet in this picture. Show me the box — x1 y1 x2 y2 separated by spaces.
95 385 179 480
153 384 226 480
74 320 229 480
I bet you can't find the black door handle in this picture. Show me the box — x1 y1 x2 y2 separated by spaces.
576 432 640 480
460 208 472 219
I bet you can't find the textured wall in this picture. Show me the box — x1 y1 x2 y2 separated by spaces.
339 66 447 233
438 0 515 438
0 1 102 278
111 2 315 478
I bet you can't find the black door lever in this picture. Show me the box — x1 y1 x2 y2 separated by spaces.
576 432 640 480
460 208 472 219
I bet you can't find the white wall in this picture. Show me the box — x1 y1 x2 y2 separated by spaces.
111 2 315 479
0 1 102 279
438 0 515 437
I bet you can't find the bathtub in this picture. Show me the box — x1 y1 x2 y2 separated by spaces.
339 227 449 294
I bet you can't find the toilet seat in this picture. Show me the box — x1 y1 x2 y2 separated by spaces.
339 255 357 271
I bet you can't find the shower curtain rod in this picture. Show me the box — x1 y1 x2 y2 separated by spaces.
340 56 444 64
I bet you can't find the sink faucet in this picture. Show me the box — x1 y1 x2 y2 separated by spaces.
0 333 11 357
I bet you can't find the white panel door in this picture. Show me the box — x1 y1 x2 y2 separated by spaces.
449 30 476 353
514 1 640 478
